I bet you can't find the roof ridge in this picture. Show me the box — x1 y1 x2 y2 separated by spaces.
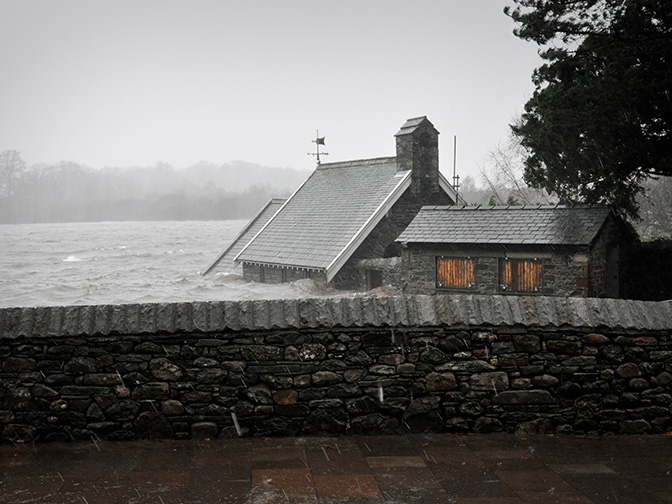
421 204 611 212
317 156 396 169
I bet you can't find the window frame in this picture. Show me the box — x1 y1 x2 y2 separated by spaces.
435 256 476 290
498 257 543 293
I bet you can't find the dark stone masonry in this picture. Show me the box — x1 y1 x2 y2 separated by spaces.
1 295 671 443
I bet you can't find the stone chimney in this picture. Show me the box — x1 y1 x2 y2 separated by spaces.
394 116 440 195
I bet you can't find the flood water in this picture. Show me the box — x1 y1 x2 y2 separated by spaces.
0 220 343 308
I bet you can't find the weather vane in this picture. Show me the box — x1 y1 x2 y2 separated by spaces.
308 129 328 165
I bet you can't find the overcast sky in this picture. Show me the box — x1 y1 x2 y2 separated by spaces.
0 0 542 181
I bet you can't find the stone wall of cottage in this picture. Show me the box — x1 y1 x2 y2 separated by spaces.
242 264 327 284
2 295 671 443
332 187 453 290
400 247 588 297
588 217 628 298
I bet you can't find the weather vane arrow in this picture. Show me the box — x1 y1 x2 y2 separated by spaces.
308 129 328 165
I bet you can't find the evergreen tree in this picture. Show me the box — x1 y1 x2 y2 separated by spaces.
506 0 672 217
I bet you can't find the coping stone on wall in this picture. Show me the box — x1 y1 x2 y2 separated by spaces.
1 295 672 339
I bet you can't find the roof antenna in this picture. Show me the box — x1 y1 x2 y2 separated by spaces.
308 129 328 165
452 135 460 202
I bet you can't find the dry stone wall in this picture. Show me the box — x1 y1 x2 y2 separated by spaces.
1 295 671 443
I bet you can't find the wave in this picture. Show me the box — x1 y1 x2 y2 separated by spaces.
62 255 83 262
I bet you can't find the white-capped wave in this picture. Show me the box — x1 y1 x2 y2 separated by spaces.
62 255 83 262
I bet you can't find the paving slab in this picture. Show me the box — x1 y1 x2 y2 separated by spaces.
0 434 671 503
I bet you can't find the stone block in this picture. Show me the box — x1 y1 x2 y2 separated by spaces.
149 358 183 381
135 411 172 439
161 399 185 415
472 331 498 343
419 346 449 364
368 365 396 375
3 357 36 372
299 343 327 361
31 383 59 397
241 345 283 362
64 356 97 374
3 423 37 442
628 378 649 390
425 372 457 392
438 336 466 353
273 389 298 405
351 413 398 435
83 373 122 386
312 371 342 386
469 372 509 392
61 385 111 397
474 417 503 433
345 396 380 414
619 419 651 433
134 342 162 354
616 363 641 378
494 390 554 405
244 385 272 405
86 403 105 420
106 399 140 421
547 340 582 355
196 368 226 384
563 356 596 368
632 336 657 346
50 399 69 411
191 421 219 439
532 374 559 388
132 382 169 400
304 407 347 435
436 360 495 373
513 335 541 353
583 333 609 345
378 353 404 365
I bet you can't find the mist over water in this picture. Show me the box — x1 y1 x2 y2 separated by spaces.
1 220 344 308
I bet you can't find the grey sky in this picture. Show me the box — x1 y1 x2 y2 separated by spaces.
0 0 541 180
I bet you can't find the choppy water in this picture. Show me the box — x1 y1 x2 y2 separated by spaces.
0 220 343 308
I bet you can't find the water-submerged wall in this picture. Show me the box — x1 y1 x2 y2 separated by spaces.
1 295 671 442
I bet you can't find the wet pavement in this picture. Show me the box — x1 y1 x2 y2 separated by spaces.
1 433 671 504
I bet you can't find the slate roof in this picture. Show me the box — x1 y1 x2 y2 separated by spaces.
397 205 615 246
235 158 413 279
203 198 286 275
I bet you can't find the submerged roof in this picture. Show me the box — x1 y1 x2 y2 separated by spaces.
203 198 286 275
397 205 615 246
235 158 412 280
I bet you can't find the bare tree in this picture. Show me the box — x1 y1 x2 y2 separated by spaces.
480 135 556 206
634 177 672 239
0 150 27 199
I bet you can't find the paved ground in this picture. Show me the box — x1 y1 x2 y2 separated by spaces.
1 433 671 503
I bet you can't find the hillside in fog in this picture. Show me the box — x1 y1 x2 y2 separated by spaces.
0 159 310 223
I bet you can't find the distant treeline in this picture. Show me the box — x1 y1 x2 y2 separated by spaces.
0 159 309 224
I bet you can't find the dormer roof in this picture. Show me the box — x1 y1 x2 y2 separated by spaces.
394 116 438 136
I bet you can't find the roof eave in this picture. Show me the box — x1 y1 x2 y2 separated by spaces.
438 172 458 204
203 199 283 275
325 171 413 282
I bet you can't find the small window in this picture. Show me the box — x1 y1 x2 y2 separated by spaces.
367 269 383 290
499 258 542 293
436 257 475 289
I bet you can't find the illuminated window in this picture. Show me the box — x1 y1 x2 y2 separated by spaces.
499 258 543 293
436 257 475 289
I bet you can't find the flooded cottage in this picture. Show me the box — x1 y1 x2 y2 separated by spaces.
395 204 634 298
208 116 458 289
